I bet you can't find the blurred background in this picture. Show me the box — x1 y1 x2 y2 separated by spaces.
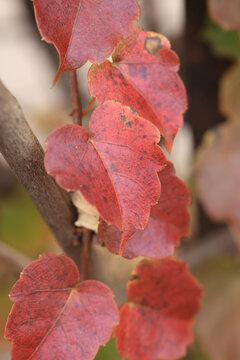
0 0 240 359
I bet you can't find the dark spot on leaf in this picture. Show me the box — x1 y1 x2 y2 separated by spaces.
129 64 138 77
138 65 147 80
121 114 132 127
130 274 140 281
144 36 162 55
121 115 127 123
82 184 90 193
164 115 170 123
129 107 139 115
110 163 117 172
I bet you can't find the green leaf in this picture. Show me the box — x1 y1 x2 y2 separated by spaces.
201 17 240 60
183 340 210 360
95 338 123 360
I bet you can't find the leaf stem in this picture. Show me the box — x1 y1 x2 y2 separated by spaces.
82 97 96 117
70 70 82 125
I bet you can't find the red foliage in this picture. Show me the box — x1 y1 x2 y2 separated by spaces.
5 254 119 360
88 27 187 151
114 258 202 360
4 3 201 360
99 161 191 258
33 0 140 83
45 101 166 250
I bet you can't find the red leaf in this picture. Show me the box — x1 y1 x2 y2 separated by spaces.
88 27 187 151
45 101 166 250
99 161 191 258
114 258 202 360
33 0 140 83
5 253 119 360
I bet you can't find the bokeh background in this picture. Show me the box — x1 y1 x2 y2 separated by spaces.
1 0 240 359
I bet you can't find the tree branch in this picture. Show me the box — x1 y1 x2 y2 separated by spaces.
0 80 83 269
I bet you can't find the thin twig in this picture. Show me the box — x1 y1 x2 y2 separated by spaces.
0 80 83 269
178 227 237 269
0 240 30 274
82 98 96 117
70 70 82 125
69 72 93 279
82 229 93 281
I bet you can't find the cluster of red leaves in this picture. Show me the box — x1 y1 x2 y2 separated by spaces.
5 1 202 360
88 27 187 152
45 101 166 251
5 254 201 360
